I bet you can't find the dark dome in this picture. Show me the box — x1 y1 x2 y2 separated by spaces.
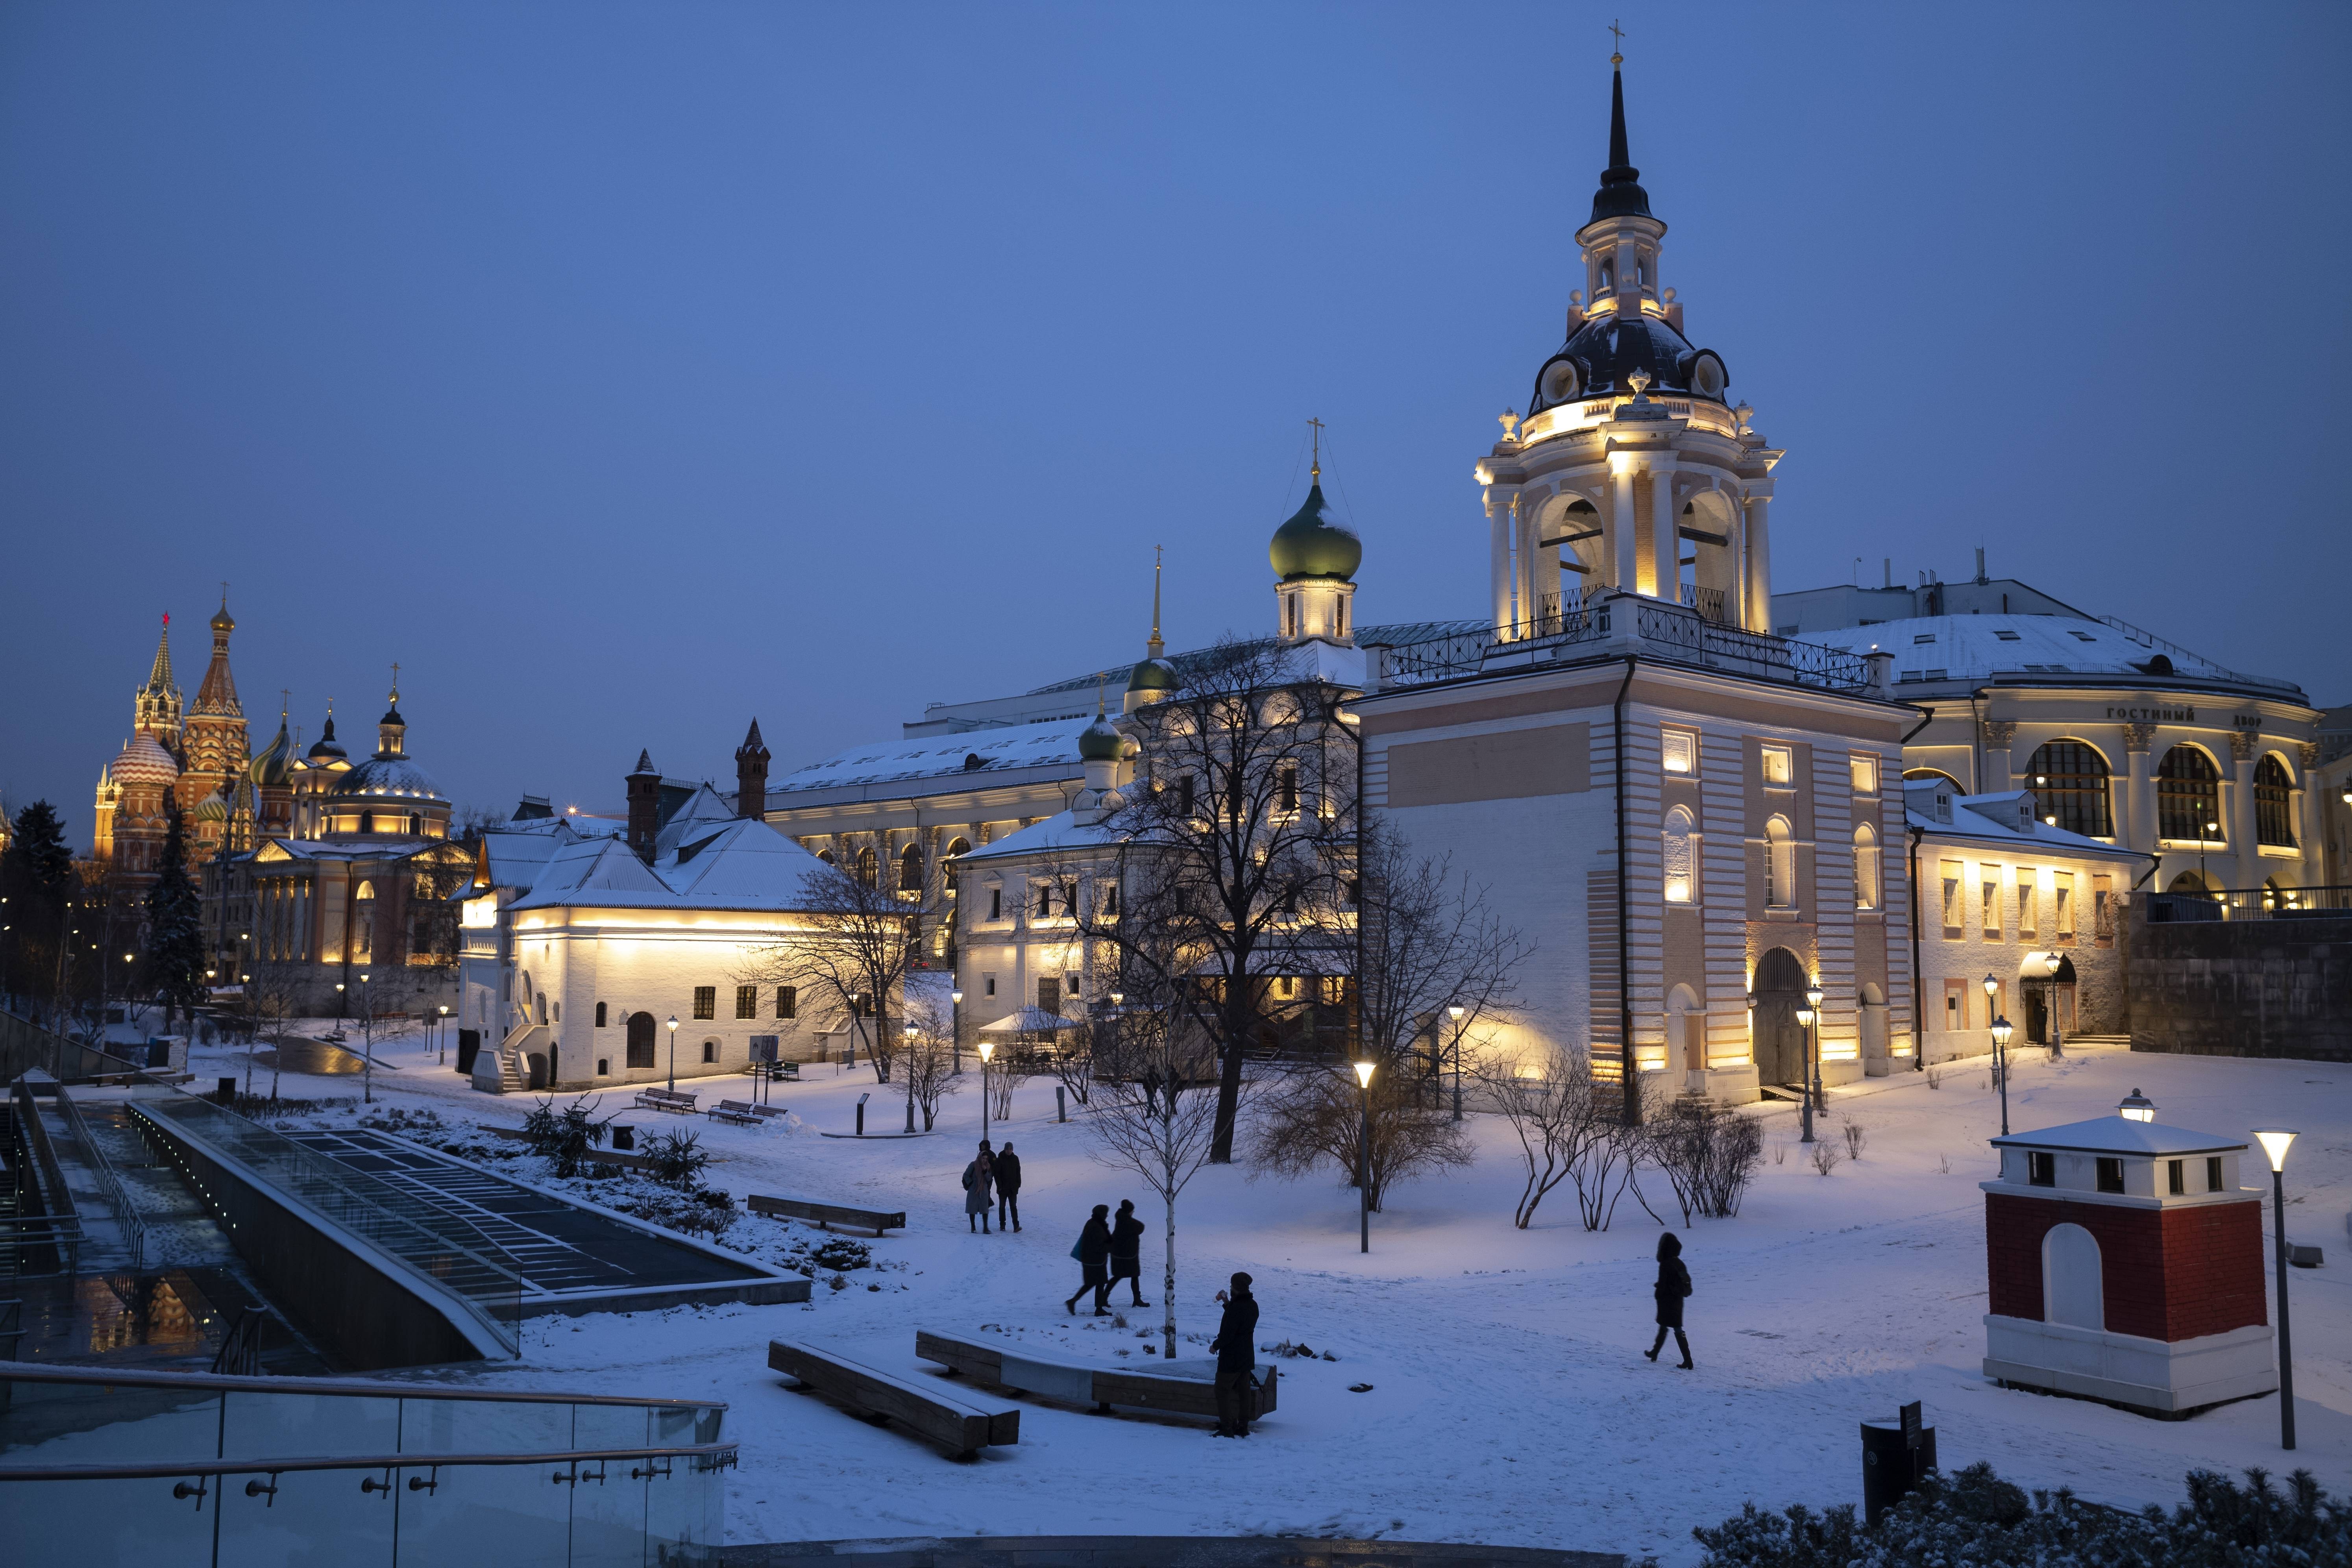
250 721 293 787
1529 312 1727 413
305 716 347 762
1268 483 1362 582
1078 717 1124 762
1126 657 1178 694
333 754 445 801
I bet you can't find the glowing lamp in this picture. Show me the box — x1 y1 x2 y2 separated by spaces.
1804 983 1824 1011
1982 973 1999 999
1990 1016 2013 1049
1447 1004 1466 1022
976 1041 995 1065
1352 1057 1377 1090
2251 1128 2298 1174
950 990 963 1006
1795 1008 1814 1028
2117 1088 2157 1123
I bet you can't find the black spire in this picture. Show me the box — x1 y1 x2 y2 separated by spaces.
1589 63 1652 224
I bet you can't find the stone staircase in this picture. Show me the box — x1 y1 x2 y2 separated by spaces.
471 1023 542 1093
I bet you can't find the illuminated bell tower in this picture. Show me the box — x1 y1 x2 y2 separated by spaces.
1473 55 1783 639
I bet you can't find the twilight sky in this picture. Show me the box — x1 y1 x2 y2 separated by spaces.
3 4 2346 837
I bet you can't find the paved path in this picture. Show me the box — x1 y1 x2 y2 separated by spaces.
723 1538 1624 1568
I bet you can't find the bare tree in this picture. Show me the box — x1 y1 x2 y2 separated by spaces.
897 991 962 1132
735 858 930 1085
241 960 305 1102
1631 1075 1768 1224
1064 639 1359 1163
1080 975 1235 1360
1474 1045 1629 1230
986 1049 1033 1122
1249 1060 1474 1211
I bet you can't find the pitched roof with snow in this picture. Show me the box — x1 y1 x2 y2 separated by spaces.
955 808 1125 865
507 812 835 913
772 717 1094 795
1903 782 2154 864
1800 613 2302 698
1990 1114 2247 1158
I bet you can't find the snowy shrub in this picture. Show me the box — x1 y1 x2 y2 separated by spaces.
643 1129 709 1189
1693 1461 2350 1567
776 1235 871 1276
520 1095 613 1178
1840 1121 1868 1161
1638 1091 1766 1222
1250 1059 1473 1213
633 1187 738 1241
1807 1140 1844 1177
1770 1137 1787 1166
1473 1045 1621 1228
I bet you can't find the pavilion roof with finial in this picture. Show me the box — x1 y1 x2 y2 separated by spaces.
1586 50 1654 226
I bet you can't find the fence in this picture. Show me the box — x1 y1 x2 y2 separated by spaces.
2145 885 2352 924
1383 595 1876 694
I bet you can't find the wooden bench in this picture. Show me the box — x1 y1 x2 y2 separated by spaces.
634 1087 697 1114
748 1194 905 1235
707 1099 764 1126
914 1329 1277 1422
749 1104 793 1124
768 1339 1018 1460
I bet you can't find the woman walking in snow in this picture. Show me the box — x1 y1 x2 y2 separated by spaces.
1064 1204 1113 1316
1646 1231 1694 1368
962 1142 995 1234
1109 1198 1149 1307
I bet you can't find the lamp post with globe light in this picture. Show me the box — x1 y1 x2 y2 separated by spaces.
1353 1054 1377 1252
1794 1004 1817 1143
1989 1016 2014 1135
2250 1127 2300 1451
950 989 964 1074
1804 983 1825 1116
2042 952 2065 1059
903 1022 919 1132
977 1040 995 1143
665 1014 679 1094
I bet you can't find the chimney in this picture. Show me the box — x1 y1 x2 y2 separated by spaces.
626 749 662 862
734 718 770 820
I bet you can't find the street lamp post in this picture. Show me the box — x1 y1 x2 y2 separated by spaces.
1803 983 1825 1117
903 1022 918 1132
977 1040 995 1144
1352 1054 1377 1253
1989 1016 2014 1136
1446 1004 1466 1122
2042 952 2065 1060
2251 1127 2299 1451
1794 1005 1816 1143
438 1004 449 1065
665 1014 679 1094
359 971 373 1104
950 989 964 1074
2200 818 2219 897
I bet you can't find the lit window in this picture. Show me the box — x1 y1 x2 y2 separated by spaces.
776 986 796 1020
1662 730 1695 775
693 986 716 1020
1764 815 1796 908
2017 871 2038 938
1852 823 1879 910
2255 755 2297 847
1662 806 1696 904
1760 745 1793 786
1849 753 1879 795
735 984 758 1020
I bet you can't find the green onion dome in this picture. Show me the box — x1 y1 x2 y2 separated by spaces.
1078 717 1125 762
1268 483 1361 582
1126 657 1178 695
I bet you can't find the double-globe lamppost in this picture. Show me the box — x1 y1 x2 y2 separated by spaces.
976 1040 996 1144
1353 1054 1377 1254
1794 1002 1816 1143
2250 1127 2300 1452
1790 982 1825 1143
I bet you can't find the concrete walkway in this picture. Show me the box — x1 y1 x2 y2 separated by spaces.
721 1538 1625 1568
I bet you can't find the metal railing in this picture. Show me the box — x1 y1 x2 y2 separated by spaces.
48 1084 143 1272
1386 595 1876 694
2146 885 2352 924
6 1080 81 1277
131 1094 525 1357
0 1010 156 1086
1678 582 1729 624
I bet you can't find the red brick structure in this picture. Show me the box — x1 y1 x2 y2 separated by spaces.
1982 1106 2276 1415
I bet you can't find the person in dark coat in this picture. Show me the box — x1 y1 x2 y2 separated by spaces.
1108 1198 1148 1307
993 1143 1023 1232
1646 1231 1693 1368
1210 1272 1261 1437
962 1142 995 1234
1063 1204 1113 1315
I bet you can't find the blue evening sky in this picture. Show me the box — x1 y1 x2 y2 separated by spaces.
3 3 2346 830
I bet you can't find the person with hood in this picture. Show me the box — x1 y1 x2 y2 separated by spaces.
994 1142 1023 1232
1210 1272 1261 1437
1108 1198 1149 1306
962 1141 995 1234
1064 1204 1113 1315
1645 1231 1694 1368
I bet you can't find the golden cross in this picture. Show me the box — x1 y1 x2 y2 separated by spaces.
1609 18 1625 57
1307 416 1325 478
279 688 290 717
389 661 400 696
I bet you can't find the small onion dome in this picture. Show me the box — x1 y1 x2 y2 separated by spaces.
209 602 235 632
192 794 229 823
250 721 293 787
1268 483 1361 582
113 733 180 786
1126 657 1178 695
1078 716 1125 762
305 716 347 762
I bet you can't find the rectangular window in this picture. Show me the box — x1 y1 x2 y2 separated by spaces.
1944 978 1969 1031
2094 875 2114 946
735 984 758 1020
1981 871 2001 941
2016 871 2037 939
984 975 996 998
775 985 797 1020
2028 1151 2055 1187
2207 1156 2224 1192
1177 775 1196 817
2167 1159 2186 1195
1941 861 1964 937
1276 763 1299 815
1037 977 1061 1017
1036 884 1053 918
2054 873 2075 941
987 887 1002 920
1061 883 1078 917
692 986 716 1020
1066 973 1082 999
1662 730 1695 775
2096 1157 2125 1194
1849 753 1879 795
1760 744 1793 786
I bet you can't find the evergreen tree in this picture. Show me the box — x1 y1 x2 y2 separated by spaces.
145 810 208 1030
2 800 76 1005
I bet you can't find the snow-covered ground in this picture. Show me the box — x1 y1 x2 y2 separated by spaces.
165 1026 2349 1565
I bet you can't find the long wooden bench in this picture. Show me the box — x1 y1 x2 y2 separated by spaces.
635 1087 697 1114
748 1194 904 1235
707 1098 764 1126
914 1329 1277 1422
748 1104 793 1124
768 1339 1018 1460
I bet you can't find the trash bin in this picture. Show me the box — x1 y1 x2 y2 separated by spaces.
611 1125 636 1151
215 1076 239 1107
455 1029 481 1076
1860 1419 1936 1526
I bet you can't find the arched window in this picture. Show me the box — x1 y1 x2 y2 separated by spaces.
1853 822 1880 911
1764 816 1796 910
594 1001 607 1028
1661 806 1696 904
1903 767 1964 791
2156 747 2221 842
702 1039 718 1064
2042 1222 2104 1331
854 846 878 887
353 879 375 960
2255 755 2296 847
818 849 835 864
2024 740 2112 837
899 842 924 893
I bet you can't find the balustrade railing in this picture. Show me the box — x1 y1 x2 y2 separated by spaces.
1383 594 1875 694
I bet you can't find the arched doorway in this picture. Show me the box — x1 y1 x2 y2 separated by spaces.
626 1010 656 1071
1858 981 1889 1064
2021 955 2077 1045
1751 947 1808 1090
1667 983 1703 1075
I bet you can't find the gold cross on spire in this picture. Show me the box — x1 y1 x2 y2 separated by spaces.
1609 17 1625 64
1307 416 1325 481
280 687 290 718
388 661 400 701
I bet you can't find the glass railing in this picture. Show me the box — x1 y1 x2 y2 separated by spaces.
0 1363 730 1565
128 1091 524 1357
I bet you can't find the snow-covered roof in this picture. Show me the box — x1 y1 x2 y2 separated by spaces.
507 814 835 914
1990 1114 2246 1158
979 1006 1084 1033
1799 613 2301 697
1903 783 2153 864
956 808 1125 865
773 717 1093 796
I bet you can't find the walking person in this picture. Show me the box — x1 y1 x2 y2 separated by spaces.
1645 1231 1694 1368
1109 1198 1149 1307
962 1141 995 1234
994 1142 1023 1232
1063 1204 1113 1315
1210 1272 1260 1437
